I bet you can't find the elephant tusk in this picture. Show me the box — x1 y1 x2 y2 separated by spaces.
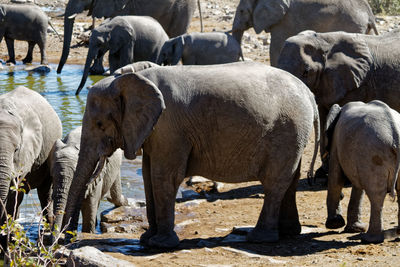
68 13 77 19
86 156 106 188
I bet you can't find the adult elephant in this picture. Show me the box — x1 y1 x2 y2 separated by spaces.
231 0 378 66
0 86 62 248
76 16 169 95
57 0 199 74
277 30 400 176
62 62 320 248
50 127 128 233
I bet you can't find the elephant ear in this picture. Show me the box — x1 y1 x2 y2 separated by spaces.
17 109 43 174
109 19 134 56
324 104 342 155
171 36 185 65
320 36 372 107
91 0 129 18
110 73 166 159
253 0 289 34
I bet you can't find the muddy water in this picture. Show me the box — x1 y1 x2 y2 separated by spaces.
0 63 145 234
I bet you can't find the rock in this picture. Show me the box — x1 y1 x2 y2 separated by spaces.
176 188 203 201
25 65 51 73
101 205 146 223
67 246 136 267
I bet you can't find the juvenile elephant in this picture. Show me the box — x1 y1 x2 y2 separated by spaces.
324 101 400 243
50 127 128 233
157 32 242 65
63 62 320 248
0 4 51 64
0 86 62 247
232 0 378 66
57 0 199 73
76 16 169 95
277 30 400 174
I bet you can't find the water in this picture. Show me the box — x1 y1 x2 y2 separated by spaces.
0 63 145 234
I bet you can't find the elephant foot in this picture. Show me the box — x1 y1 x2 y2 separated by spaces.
22 57 32 64
279 219 301 236
6 59 16 65
89 65 105 75
247 227 279 243
314 166 328 180
139 228 157 245
148 232 180 248
325 215 345 229
344 222 367 233
361 232 384 244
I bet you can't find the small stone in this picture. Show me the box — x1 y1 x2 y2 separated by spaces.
67 246 136 267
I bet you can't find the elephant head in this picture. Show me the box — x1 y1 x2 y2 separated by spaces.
64 74 165 235
76 17 135 95
277 31 373 109
90 0 130 18
0 107 42 209
232 0 289 44
57 0 92 74
157 36 185 65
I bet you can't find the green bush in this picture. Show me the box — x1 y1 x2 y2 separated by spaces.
369 0 400 14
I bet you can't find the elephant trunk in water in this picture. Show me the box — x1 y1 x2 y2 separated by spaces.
63 141 104 238
76 48 97 95
57 0 91 74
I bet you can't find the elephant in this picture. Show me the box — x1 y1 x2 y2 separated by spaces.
231 0 378 66
113 61 159 76
76 15 169 95
0 4 51 65
49 126 128 233
57 0 199 74
157 32 242 65
0 86 62 248
62 61 320 248
277 30 400 177
324 101 400 243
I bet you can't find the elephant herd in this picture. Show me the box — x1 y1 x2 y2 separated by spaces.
0 0 399 253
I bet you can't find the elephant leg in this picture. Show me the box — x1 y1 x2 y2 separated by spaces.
107 176 128 207
397 188 400 234
22 41 35 64
279 160 301 236
325 149 346 229
37 40 47 65
81 184 102 233
248 158 302 243
361 189 385 243
108 52 121 74
5 37 16 64
315 106 329 179
89 56 105 75
344 186 367 233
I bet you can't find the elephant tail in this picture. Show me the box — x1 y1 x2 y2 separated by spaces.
48 19 62 42
307 97 320 186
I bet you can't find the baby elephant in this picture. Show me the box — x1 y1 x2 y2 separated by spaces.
0 4 49 64
157 32 242 65
325 100 400 243
50 127 128 233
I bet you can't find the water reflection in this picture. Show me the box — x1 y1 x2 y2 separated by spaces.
0 63 145 232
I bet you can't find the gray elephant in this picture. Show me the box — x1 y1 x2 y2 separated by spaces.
157 32 242 65
76 15 169 95
0 86 62 248
0 4 50 64
113 61 159 76
49 126 128 233
62 61 319 248
57 0 199 74
232 0 378 66
277 30 400 175
324 101 400 243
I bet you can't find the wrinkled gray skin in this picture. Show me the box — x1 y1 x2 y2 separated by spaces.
63 62 320 248
113 61 159 76
49 126 127 233
57 0 197 74
0 4 50 64
232 0 378 66
277 30 400 173
157 32 242 65
324 101 400 244
76 16 169 95
0 87 62 248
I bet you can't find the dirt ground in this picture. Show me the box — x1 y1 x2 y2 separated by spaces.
1 0 400 266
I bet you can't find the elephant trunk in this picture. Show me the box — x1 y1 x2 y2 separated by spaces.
232 29 244 46
63 142 100 239
57 17 74 74
76 48 97 95
0 153 13 220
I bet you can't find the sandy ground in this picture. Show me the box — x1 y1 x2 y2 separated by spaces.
0 0 400 266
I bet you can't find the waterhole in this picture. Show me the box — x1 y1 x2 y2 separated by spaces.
0 63 145 236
